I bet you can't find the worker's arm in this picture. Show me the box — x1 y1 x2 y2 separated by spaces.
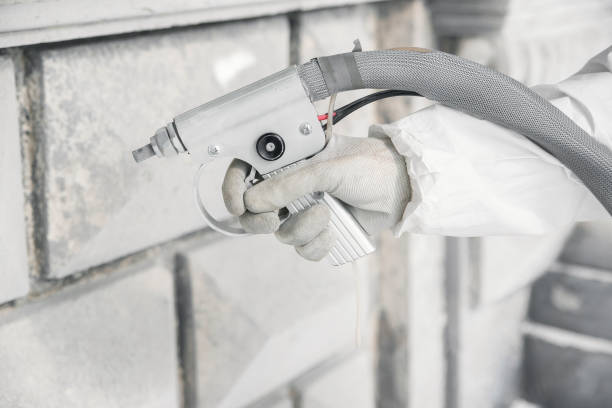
222 46 612 260
375 45 611 236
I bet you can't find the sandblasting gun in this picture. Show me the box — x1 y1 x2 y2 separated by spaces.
132 46 612 266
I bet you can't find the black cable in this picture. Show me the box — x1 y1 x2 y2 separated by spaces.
322 90 421 130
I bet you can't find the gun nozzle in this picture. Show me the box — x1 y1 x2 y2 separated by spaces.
132 143 156 163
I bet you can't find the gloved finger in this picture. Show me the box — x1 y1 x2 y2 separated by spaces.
275 204 330 246
295 227 335 261
222 159 251 216
239 211 280 234
244 162 336 213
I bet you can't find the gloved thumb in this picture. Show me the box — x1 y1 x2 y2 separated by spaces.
244 161 337 213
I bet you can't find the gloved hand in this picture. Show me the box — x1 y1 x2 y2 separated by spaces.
222 135 411 261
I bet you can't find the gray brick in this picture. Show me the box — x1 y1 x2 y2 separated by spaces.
0 263 178 407
298 352 375 408
560 222 612 271
182 234 373 408
523 335 612 408
0 55 29 304
38 18 289 278
529 271 612 341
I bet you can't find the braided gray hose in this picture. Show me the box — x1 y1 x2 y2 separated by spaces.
297 50 612 215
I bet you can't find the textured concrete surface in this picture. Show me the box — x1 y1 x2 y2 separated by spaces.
183 233 371 408
529 271 612 341
298 4 377 139
0 55 30 304
38 17 289 277
298 351 375 408
524 335 612 408
560 222 612 270
0 264 178 407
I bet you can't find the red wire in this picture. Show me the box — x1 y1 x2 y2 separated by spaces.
317 112 337 121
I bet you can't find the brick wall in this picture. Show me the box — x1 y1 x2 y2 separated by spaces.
0 2 413 407
1 0 611 407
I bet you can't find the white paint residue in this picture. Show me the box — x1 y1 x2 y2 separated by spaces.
213 50 256 88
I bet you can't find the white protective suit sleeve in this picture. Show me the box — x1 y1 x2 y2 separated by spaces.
369 45 612 237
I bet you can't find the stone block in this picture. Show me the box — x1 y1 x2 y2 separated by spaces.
560 221 612 271
38 17 289 277
298 5 377 139
529 270 612 340
0 55 29 304
182 233 373 408
523 334 612 408
298 351 375 408
0 264 179 407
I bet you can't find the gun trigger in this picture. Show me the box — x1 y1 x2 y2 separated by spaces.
245 165 260 187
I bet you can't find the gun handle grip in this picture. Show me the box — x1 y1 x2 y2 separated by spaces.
286 192 375 266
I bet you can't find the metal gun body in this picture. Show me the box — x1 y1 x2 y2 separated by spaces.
133 67 375 266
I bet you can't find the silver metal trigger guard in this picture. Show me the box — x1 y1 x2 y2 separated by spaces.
193 163 250 237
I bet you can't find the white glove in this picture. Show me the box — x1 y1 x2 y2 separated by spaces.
222 135 411 261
